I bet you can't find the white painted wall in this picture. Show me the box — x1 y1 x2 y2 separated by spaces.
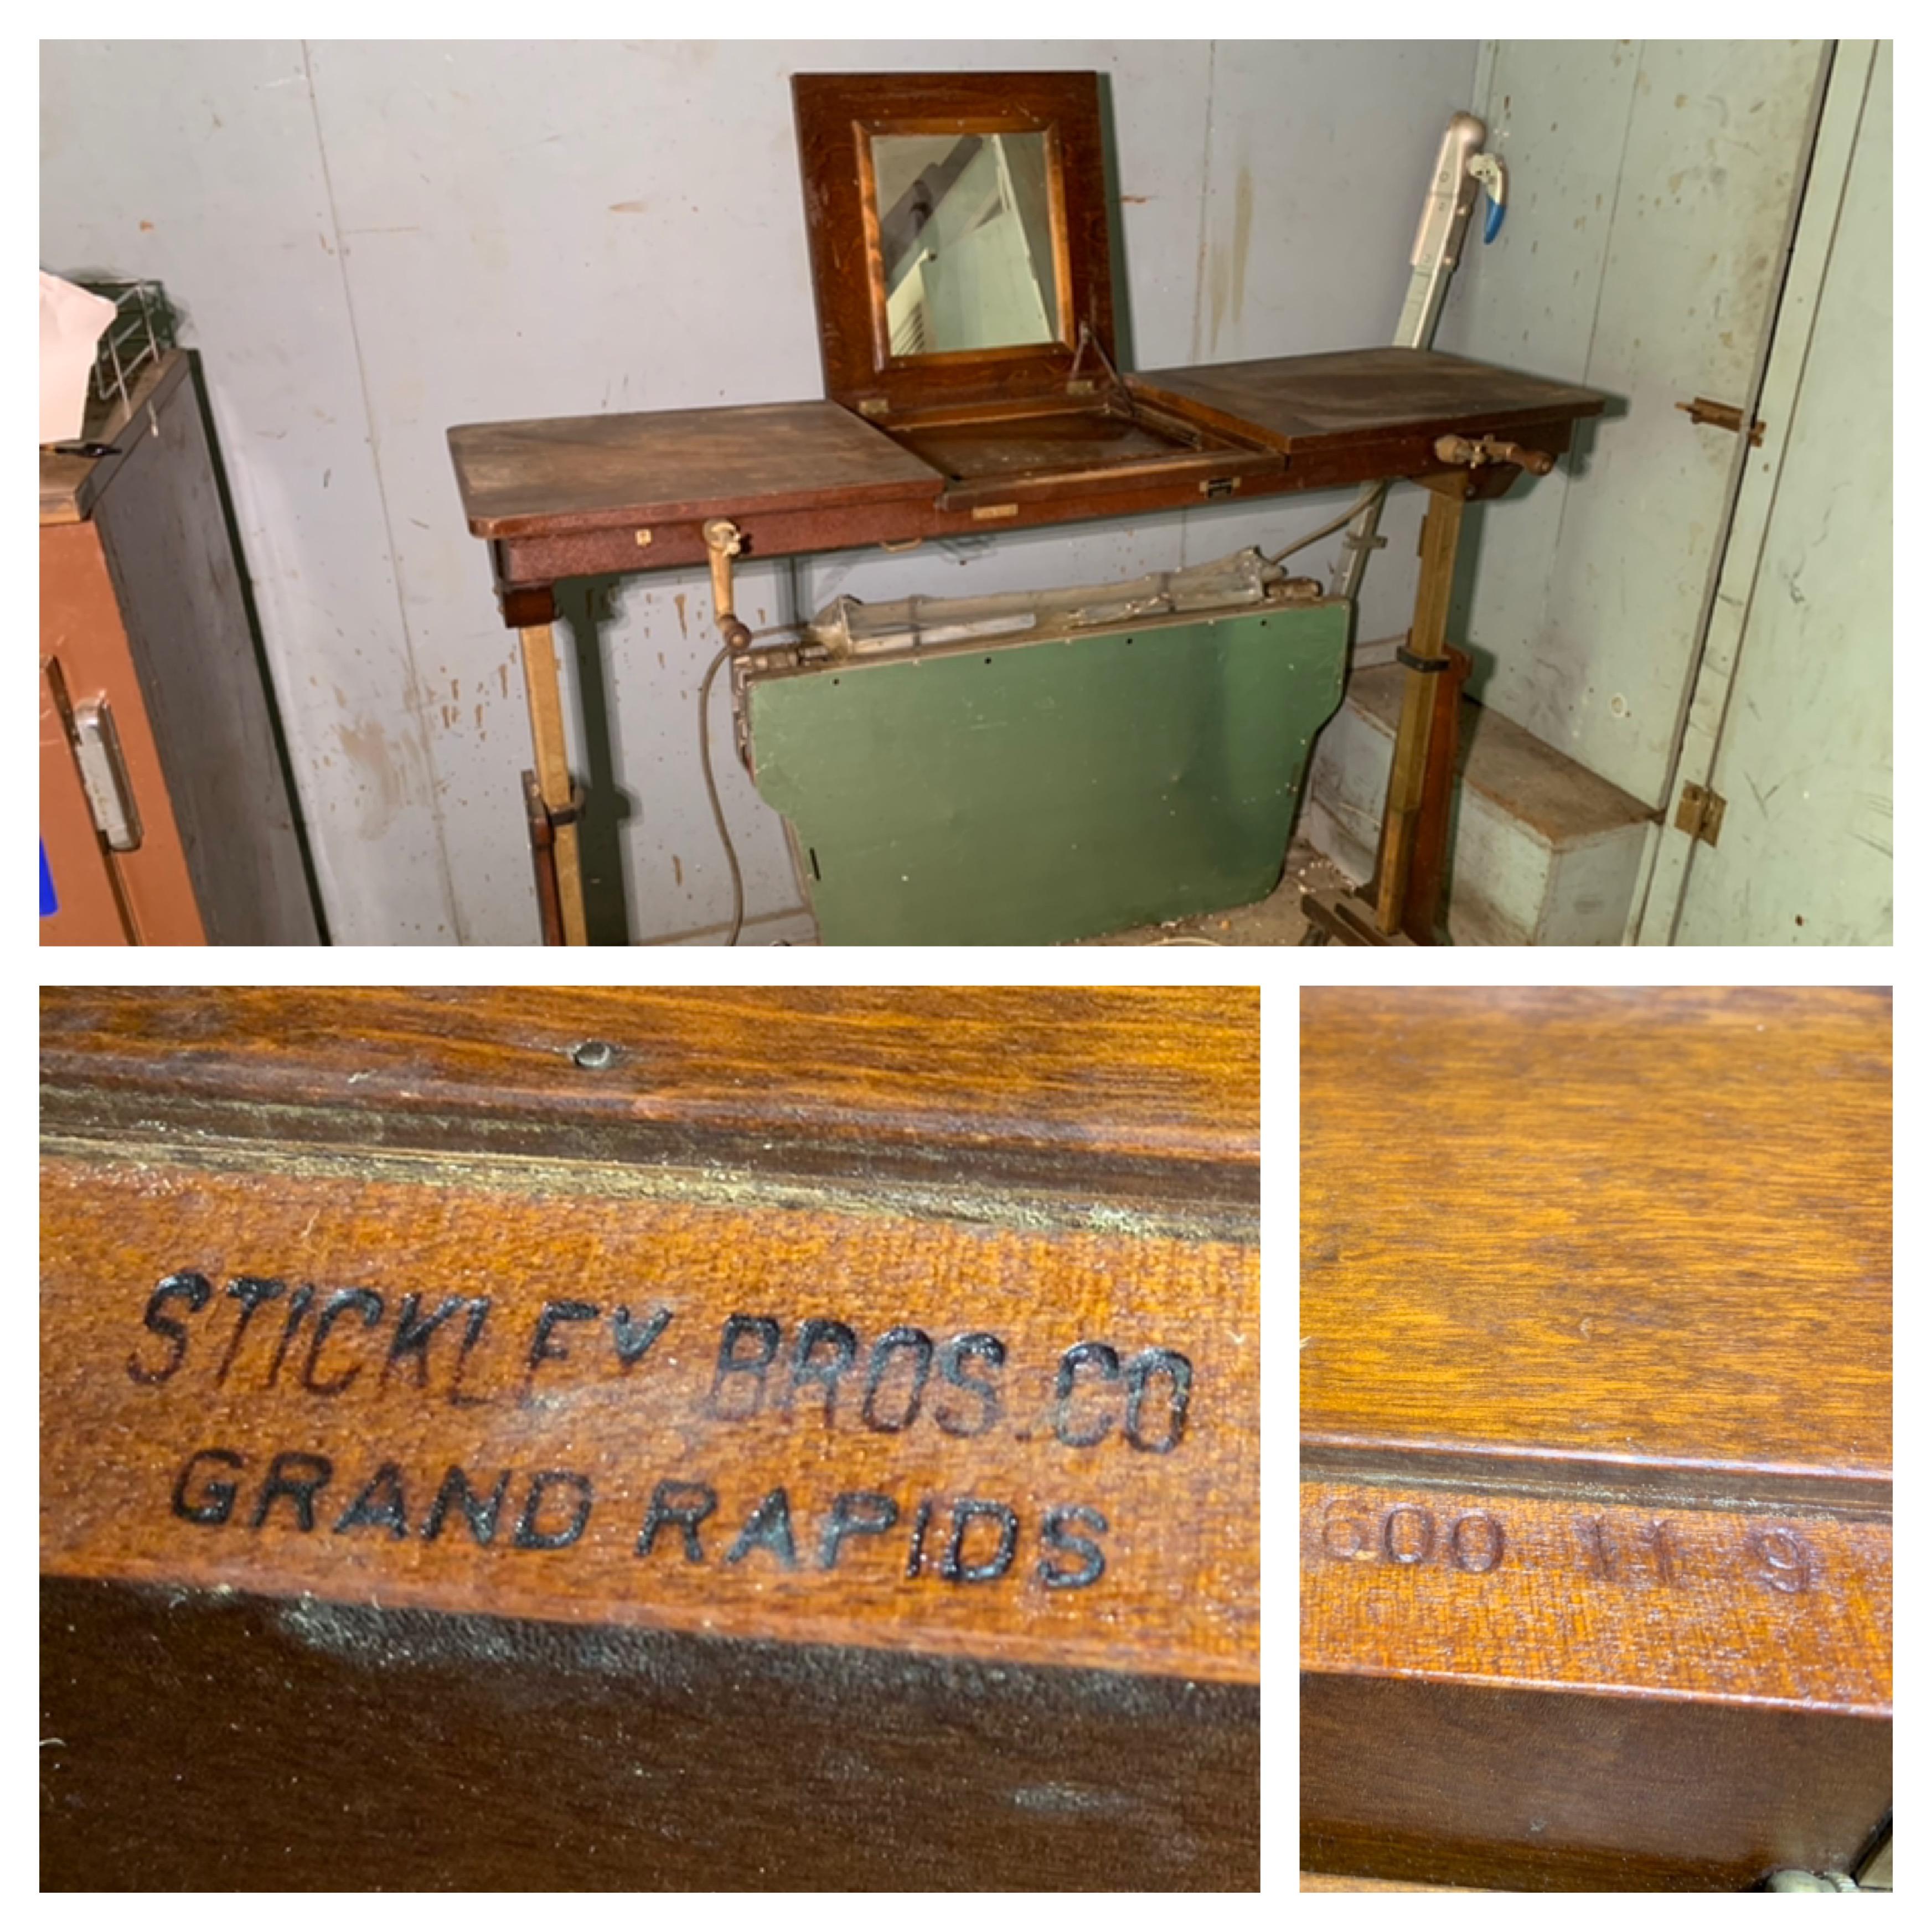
1666 42 1892 944
40 38 1480 943
1432 39 1830 807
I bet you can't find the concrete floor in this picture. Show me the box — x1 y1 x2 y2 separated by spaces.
753 837 1357 946
1080 839 1355 947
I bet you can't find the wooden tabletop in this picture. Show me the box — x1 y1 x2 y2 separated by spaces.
448 399 944 538
1302 985 1889 1502
449 348 1606 559
1130 347 1606 453
1301 987 1890 1889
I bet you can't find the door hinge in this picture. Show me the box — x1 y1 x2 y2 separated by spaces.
1675 780 1726 847
1675 396 1766 446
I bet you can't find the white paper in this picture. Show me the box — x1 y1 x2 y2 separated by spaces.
40 272 118 444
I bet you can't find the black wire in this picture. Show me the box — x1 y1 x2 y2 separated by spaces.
696 643 743 947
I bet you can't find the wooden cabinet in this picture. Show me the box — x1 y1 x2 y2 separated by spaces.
40 351 319 945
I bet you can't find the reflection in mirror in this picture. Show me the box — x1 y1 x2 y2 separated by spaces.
871 131 1060 355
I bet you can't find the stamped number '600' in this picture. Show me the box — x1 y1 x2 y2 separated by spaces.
1320 1498 1505 1574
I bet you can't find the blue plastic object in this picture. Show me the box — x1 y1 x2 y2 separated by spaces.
1483 195 1505 244
40 840 57 918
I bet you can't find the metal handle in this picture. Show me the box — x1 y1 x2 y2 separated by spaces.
1434 432 1556 477
71 699 143 851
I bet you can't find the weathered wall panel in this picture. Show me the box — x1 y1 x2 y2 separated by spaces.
42 38 1479 942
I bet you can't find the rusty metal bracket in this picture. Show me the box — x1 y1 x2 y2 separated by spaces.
1433 432 1556 476
1675 396 1766 446
1675 780 1727 847
521 771 588 947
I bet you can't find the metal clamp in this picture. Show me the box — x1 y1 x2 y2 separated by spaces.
1434 432 1556 476
702 518 753 651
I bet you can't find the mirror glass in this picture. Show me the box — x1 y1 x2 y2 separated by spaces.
870 131 1060 355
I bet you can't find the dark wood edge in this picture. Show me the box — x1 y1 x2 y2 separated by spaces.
41 1079 1261 1232
1302 1671 1890 1892
935 443 1281 512
479 426 1571 593
1299 1439 1892 1518
1124 371 1605 454
42 1577 1259 1891
792 70 1114 410
451 440 947 541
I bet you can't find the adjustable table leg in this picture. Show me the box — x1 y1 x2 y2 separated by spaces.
1371 482 1466 937
518 621 588 947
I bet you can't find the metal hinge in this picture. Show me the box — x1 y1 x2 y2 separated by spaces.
1676 396 1766 446
1675 780 1726 847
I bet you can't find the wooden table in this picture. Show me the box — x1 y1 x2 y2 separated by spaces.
448 348 1604 944
1300 986 1892 1890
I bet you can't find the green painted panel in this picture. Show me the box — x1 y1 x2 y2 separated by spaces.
746 602 1350 944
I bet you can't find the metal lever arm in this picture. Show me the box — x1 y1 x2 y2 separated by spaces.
703 518 753 651
1433 432 1555 476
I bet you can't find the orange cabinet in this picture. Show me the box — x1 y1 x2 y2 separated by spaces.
40 351 318 945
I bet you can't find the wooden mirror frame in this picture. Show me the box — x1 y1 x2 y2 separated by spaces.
792 71 1117 418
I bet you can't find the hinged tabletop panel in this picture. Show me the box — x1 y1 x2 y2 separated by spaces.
448 399 944 539
1130 347 1606 454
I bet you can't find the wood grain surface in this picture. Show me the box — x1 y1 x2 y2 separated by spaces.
43 988 1258 1684
1302 985 1890 1499
1129 348 1605 453
1300 985 1890 1890
1303 1674 1889 1893
1301 1873 1487 1890
42 985 1257 1208
1301 1480 1889 1711
448 401 943 537
43 1578 1258 1890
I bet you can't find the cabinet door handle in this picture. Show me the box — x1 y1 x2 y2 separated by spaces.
71 699 143 851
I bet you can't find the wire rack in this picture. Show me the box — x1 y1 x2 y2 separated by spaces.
78 278 175 413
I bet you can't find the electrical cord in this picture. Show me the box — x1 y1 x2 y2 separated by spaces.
1263 483 1383 566
694 492 1363 949
697 624 803 948
696 642 744 947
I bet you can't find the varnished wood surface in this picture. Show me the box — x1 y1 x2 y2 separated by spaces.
1130 348 1605 453
1303 1675 1888 1892
1301 1873 1486 1890
42 1151 1257 1681
793 71 1114 413
1301 986 1890 1890
44 1579 1257 1889
1301 1480 1890 1711
1301 986 1890 1498
449 400 943 538
43 987 1257 1685
451 358 1585 582
42 985 1257 1207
